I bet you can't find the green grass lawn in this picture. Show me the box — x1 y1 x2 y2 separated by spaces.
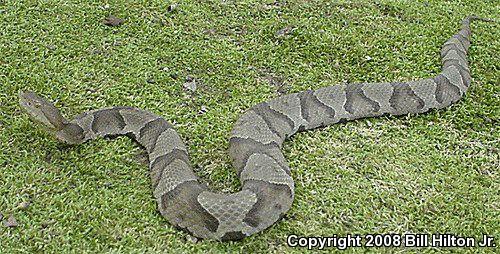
1 0 498 252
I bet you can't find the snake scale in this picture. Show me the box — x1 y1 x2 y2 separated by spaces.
19 17 489 240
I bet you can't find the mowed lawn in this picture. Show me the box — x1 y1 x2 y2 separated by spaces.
0 0 498 253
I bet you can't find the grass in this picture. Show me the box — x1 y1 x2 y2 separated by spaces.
0 0 498 252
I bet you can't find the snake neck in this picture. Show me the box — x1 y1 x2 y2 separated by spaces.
55 122 86 144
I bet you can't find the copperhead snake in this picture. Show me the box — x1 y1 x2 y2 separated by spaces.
19 16 490 240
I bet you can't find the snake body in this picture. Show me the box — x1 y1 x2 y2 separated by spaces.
20 17 488 240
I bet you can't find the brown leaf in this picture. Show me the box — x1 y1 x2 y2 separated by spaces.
18 201 31 210
4 215 18 228
103 15 125 27
0 213 3 220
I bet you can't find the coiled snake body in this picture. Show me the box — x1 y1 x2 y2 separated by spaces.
19 17 489 240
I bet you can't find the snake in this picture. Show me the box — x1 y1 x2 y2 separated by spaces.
19 16 490 240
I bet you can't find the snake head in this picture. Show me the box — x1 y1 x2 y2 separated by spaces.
19 91 68 131
19 91 85 144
